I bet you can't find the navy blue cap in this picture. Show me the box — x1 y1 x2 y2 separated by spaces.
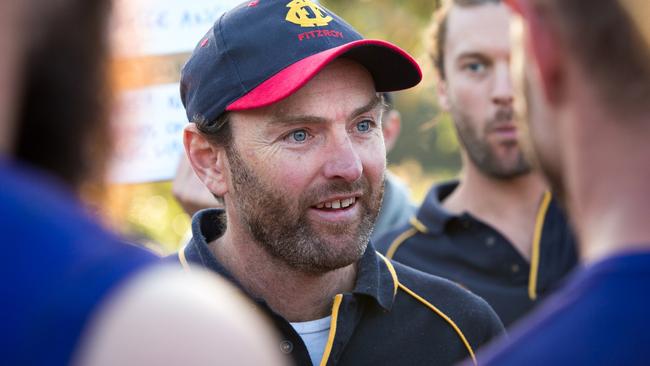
180 0 422 123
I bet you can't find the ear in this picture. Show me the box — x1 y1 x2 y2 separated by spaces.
381 110 402 153
518 0 564 106
436 79 451 112
183 124 229 198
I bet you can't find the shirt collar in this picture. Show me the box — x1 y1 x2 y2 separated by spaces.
353 243 398 311
183 208 240 285
182 208 398 311
416 180 461 235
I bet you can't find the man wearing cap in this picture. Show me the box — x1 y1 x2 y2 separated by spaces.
376 0 577 328
171 92 415 243
176 1 504 365
473 0 650 364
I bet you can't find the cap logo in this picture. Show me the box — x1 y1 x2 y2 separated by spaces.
285 0 333 27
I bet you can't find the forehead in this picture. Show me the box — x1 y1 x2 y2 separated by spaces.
231 59 377 125
445 3 512 59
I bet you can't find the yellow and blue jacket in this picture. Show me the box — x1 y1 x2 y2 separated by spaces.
176 208 505 366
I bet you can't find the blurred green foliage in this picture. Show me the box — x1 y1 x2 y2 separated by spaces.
104 182 191 254
324 0 461 173
107 0 462 253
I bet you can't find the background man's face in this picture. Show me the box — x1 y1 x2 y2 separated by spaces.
439 3 530 179
225 59 386 274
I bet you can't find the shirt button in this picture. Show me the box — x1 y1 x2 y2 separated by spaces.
511 264 520 273
486 236 496 247
280 340 293 354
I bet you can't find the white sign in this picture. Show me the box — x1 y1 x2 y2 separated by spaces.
109 83 187 183
111 0 242 58
108 0 241 183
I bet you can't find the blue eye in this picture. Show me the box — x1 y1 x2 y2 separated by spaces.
466 62 486 73
357 120 371 132
290 129 308 142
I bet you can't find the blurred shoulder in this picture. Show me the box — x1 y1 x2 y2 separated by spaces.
73 265 287 366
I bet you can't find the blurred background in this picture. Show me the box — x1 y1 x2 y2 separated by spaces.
104 0 461 254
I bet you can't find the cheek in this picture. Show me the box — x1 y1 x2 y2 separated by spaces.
529 112 555 158
266 153 318 191
449 79 490 116
360 139 386 181
526 98 562 180
524 65 556 157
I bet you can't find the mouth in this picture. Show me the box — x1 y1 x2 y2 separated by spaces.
494 125 516 132
490 124 518 140
308 191 365 223
314 196 357 210
489 119 516 130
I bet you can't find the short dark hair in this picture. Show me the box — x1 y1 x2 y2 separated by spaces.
15 0 112 191
427 0 501 80
193 112 232 148
543 0 650 115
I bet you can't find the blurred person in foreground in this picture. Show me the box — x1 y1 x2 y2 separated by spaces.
474 0 650 364
376 0 577 328
171 91 415 242
0 0 283 365
177 1 504 365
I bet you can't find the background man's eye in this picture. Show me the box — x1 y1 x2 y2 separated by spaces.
291 130 308 142
467 62 485 73
357 120 371 132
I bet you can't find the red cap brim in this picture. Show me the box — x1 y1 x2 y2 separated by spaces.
226 39 421 111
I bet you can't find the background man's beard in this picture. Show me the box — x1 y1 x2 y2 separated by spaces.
454 108 532 179
227 146 383 274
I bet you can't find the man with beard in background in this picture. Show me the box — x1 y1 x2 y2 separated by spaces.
376 0 577 328
176 1 504 365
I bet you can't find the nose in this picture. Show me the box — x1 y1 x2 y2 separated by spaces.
322 132 363 183
492 62 514 107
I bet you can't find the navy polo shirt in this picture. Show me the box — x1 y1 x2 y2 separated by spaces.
175 208 505 366
375 181 578 328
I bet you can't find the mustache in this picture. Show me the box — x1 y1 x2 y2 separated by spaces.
486 108 515 131
307 179 370 204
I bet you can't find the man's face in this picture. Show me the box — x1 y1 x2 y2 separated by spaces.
511 15 565 196
439 3 531 179
224 59 385 274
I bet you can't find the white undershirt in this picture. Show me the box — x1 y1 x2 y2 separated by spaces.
290 315 332 366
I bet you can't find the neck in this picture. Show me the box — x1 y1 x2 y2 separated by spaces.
564 107 650 265
445 160 547 217
443 160 548 260
211 216 357 322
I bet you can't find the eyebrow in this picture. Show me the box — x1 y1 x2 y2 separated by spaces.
455 52 491 62
351 94 383 118
269 94 383 126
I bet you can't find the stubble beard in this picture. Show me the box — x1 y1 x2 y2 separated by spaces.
453 107 532 179
226 146 383 274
